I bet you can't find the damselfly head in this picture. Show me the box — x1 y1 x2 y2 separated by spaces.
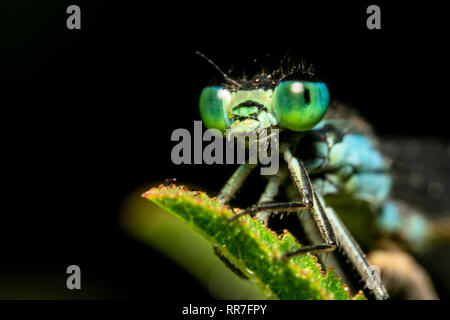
198 52 330 136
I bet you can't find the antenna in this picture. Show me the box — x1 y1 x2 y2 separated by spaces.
195 51 241 88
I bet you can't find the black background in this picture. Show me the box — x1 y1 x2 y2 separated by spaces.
1 1 447 299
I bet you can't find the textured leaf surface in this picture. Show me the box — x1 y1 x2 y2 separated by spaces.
141 184 365 300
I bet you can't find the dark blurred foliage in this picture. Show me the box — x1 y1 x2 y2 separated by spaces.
0 1 447 298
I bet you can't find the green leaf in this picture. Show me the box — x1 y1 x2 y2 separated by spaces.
137 184 365 300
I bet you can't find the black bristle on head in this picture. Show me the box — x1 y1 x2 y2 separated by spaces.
196 47 319 91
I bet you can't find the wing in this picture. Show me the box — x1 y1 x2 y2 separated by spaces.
379 136 450 218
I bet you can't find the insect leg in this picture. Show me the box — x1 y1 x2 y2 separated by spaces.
255 167 288 226
284 145 389 299
217 163 256 204
228 201 310 222
281 145 336 256
325 206 389 300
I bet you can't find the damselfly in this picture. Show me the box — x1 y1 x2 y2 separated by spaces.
196 52 448 300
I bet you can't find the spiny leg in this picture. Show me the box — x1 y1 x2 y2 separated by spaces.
217 163 256 204
228 201 310 222
280 144 336 257
284 144 389 299
255 167 288 226
226 167 308 223
325 205 389 300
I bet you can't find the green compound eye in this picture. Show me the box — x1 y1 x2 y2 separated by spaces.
199 86 231 134
272 81 329 132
